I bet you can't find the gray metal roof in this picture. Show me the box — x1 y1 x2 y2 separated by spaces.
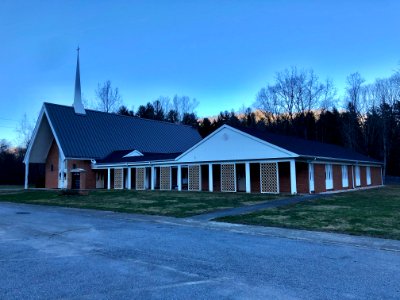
44 103 202 159
235 126 382 164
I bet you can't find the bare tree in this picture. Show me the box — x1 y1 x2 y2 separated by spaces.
95 80 122 113
172 95 199 121
346 72 365 112
16 113 33 148
255 67 333 118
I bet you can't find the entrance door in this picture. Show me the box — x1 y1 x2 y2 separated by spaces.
71 172 80 189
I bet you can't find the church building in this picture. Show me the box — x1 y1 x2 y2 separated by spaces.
23 52 383 194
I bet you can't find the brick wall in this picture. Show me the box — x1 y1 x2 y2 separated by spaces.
212 165 221 192
296 162 309 194
333 165 342 191
66 160 96 189
360 166 367 187
371 166 382 186
45 141 59 189
278 162 290 193
250 163 260 193
314 164 326 194
201 165 209 191
348 166 354 189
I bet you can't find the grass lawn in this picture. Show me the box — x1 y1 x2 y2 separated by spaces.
0 189 285 218
216 185 400 240
0 185 24 190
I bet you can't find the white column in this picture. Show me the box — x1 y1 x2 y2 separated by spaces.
24 162 29 189
208 164 213 192
177 165 182 191
151 166 155 190
127 167 132 190
199 165 202 191
290 160 297 194
245 162 251 193
107 168 111 190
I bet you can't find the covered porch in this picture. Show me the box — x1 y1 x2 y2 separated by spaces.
96 160 299 194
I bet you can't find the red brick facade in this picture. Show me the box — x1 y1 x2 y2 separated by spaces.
45 141 59 189
45 139 383 193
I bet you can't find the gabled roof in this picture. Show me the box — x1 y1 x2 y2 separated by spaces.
97 150 181 164
44 103 202 159
234 126 382 164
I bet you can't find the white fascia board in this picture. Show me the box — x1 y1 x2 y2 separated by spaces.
24 106 45 163
300 155 383 166
175 124 298 162
43 106 66 161
92 158 295 169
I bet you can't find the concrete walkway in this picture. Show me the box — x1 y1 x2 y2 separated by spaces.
188 194 329 221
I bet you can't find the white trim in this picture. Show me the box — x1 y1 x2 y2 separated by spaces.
290 160 297 194
208 164 213 192
355 165 361 187
341 165 349 188
276 162 280 194
24 162 29 189
42 106 66 162
325 164 333 190
245 162 251 193
175 125 298 162
127 167 132 189
300 155 383 166
366 166 371 185
92 158 296 169
308 163 314 193
177 165 182 191
107 168 111 190
151 166 155 190
23 106 45 163
123 150 144 158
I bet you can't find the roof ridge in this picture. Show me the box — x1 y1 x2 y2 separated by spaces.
43 102 196 129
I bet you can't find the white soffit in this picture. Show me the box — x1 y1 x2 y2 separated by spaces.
26 112 54 163
176 126 297 163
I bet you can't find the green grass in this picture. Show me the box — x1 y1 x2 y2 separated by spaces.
0 185 24 190
0 189 284 218
216 186 400 240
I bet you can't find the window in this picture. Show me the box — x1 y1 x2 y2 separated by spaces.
50 164 54 172
341 165 348 188
366 166 371 185
73 163 77 169
325 164 333 190
355 166 361 186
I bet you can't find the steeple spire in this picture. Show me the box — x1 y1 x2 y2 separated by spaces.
73 46 86 115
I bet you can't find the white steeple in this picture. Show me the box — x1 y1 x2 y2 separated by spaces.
73 47 86 115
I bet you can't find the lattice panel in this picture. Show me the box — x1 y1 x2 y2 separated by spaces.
114 168 124 189
160 167 171 190
188 165 200 191
260 163 278 193
221 164 236 192
135 168 145 190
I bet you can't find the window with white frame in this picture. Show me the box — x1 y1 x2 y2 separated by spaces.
341 165 348 188
355 166 361 186
325 164 333 190
366 166 371 185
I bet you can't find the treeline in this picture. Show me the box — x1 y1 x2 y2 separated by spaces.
0 140 25 185
115 67 400 177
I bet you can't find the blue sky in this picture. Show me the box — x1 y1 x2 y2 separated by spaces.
1 0 400 145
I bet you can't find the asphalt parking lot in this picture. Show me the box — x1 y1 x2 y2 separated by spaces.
1 202 399 299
